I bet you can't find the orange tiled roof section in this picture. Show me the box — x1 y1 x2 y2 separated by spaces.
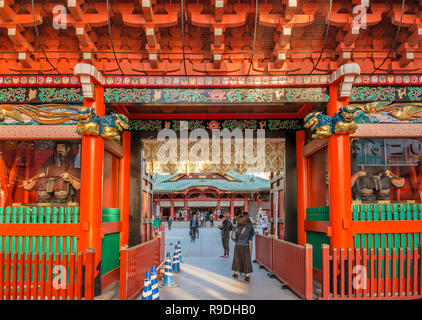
0 0 420 75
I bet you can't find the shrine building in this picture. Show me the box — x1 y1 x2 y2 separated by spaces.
1 0 422 301
153 173 271 221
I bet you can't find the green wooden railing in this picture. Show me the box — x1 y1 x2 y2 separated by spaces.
353 203 422 278
0 206 79 258
305 204 422 278
353 203 422 252
101 208 120 276
306 207 330 270
152 219 161 229
0 206 80 283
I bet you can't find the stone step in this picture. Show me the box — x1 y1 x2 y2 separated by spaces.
95 281 119 300
169 224 219 228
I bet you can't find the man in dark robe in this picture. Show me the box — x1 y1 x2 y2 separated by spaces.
23 142 81 203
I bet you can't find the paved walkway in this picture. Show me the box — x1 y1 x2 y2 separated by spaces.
159 224 299 300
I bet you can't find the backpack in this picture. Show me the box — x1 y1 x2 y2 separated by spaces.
231 225 246 242
227 218 234 231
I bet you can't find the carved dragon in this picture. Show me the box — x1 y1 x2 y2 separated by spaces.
0 104 80 124
304 105 357 139
353 102 422 121
76 107 129 141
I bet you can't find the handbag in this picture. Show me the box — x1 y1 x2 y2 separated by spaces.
231 225 246 242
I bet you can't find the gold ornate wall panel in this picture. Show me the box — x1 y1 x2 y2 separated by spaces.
143 138 285 174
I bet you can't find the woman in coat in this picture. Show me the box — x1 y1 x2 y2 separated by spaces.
231 213 255 281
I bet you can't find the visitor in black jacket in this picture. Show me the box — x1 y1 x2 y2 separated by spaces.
190 214 199 241
218 214 232 257
231 213 255 281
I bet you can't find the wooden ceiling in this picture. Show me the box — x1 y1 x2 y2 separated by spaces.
0 0 421 75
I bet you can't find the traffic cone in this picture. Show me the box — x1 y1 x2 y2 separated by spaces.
172 245 180 273
141 270 152 300
177 240 183 263
151 265 160 300
160 252 178 287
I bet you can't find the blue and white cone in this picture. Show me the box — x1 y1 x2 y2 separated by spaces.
160 252 178 287
172 245 181 273
141 270 152 300
177 240 183 263
150 265 160 300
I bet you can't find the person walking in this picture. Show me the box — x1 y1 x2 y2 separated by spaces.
231 213 255 281
261 215 268 235
205 212 210 227
167 217 173 230
218 214 232 258
196 214 201 239
189 214 199 242
243 212 254 256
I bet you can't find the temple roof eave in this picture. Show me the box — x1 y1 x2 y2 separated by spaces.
153 187 270 194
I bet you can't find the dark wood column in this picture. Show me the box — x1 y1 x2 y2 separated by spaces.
284 130 298 243
128 131 142 247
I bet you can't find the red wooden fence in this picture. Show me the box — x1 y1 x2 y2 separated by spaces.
272 239 313 300
0 249 95 300
120 234 164 300
159 232 165 269
255 234 313 299
255 233 273 272
320 244 422 300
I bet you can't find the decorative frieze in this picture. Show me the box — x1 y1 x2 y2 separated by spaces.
0 88 83 103
104 87 330 104
0 86 421 105
1 74 422 88
129 119 302 131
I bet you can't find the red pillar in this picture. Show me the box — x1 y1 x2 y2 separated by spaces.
184 199 188 221
216 198 221 218
146 190 151 241
170 199 175 219
142 190 146 242
119 131 131 248
230 199 234 218
243 197 248 213
327 84 353 249
296 130 308 246
78 81 104 296
278 190 284 240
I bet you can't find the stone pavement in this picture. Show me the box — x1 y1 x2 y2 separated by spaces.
159 224 300 300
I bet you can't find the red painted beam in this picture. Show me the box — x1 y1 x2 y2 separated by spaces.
129 113 305 120
304 220 330 234
101 222 122 235
0 224 80 236
352 220 422 235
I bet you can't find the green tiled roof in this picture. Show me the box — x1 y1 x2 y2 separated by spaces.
153 173 270 193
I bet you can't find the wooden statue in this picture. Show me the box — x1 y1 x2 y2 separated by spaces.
22 142 81 204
